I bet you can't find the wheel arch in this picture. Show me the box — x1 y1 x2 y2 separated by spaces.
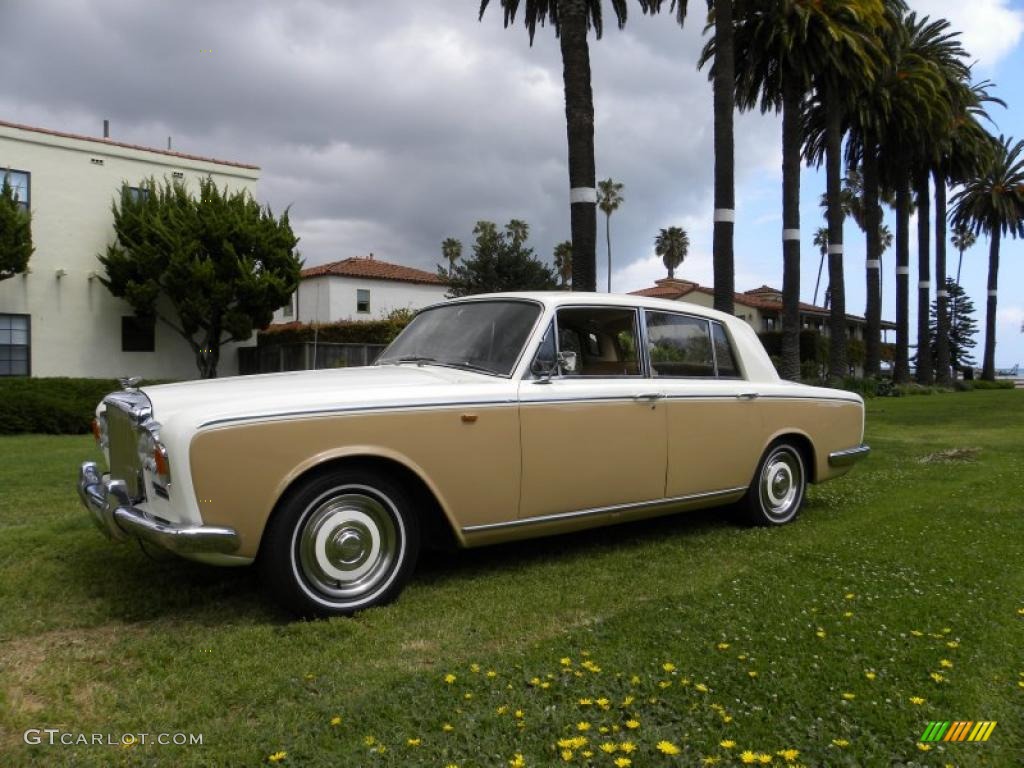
260 450 462 557
762 430 817 484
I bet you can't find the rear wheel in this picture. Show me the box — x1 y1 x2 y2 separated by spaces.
739 441 807 526
259 468 420 618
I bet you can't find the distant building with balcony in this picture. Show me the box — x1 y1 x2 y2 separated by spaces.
0 119 260 378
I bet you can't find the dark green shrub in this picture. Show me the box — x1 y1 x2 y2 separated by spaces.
970 379 1015 390
0 378 169 435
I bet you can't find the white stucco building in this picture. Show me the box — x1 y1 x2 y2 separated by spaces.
273 255 448 325
0 119 261 379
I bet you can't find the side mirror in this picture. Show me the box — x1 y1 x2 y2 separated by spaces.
558 351 577 374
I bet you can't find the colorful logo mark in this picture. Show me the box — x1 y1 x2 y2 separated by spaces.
920 721 997 743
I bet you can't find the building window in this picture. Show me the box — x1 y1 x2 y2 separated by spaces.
764 317 777 330
357 288 371 314
0 314 30 376
122 316 155 352
283 293 295 318
1 169 30 211
127 186 150 203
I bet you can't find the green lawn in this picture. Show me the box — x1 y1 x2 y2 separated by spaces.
1 391 1022 767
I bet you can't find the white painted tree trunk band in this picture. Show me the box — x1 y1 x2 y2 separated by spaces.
918 281 931 289
782 229 800 241
569 187 597 204
988 289 998 296
866 260 881 269
937 290 949 298
828 244 843 254
896 266 910 275
714 208 736 223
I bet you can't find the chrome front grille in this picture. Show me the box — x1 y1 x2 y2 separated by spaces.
106 404 145 503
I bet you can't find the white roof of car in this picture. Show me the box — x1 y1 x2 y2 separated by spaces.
449 291 738 323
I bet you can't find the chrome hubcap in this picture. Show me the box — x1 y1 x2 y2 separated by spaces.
298 491 398 600
759 449 803 522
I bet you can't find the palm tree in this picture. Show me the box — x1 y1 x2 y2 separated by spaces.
479 0 634 292
812 227 829 306
950 224 976 287
951 134 1024 380
597 177 624 292
506 218 530 248
553 240 573 288
441 237 463 276
655 226 689 279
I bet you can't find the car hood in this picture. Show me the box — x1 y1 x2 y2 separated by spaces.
142 365 515 429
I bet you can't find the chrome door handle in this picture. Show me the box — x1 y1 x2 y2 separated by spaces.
633 392 665 401
736 392 760 400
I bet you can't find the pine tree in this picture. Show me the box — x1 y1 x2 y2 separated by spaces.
441 220 558 297
927 278 978 376
0 175 33 281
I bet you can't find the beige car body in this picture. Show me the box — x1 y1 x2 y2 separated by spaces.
80 293 867 567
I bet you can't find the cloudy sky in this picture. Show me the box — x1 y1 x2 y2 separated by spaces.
3 0 1023 366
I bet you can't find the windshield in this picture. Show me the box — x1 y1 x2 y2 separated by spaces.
377 300 541 376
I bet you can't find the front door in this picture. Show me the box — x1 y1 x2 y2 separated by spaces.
518 306 667 520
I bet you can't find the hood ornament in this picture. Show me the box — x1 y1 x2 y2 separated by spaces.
119 376 142 391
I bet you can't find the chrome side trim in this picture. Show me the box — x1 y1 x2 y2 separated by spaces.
461 486 748 534
78 461 240 555
828 445 871 467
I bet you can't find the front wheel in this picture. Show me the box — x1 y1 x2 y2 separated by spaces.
738 442 807 526
259 468 420 618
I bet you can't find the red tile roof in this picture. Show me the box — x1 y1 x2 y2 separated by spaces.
630 278 894 327
301 256 447 286
0 119 259 170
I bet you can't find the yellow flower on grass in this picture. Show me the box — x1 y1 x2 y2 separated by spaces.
917 743 932 752
577 722 591 731
579 697 593 706
509 754 526 768
561 749 573 762
815 628 827 639
445 764 459 768
757 754 772 764
582 751 593 758
740 751 757 764
1018 680 1024 689
842 692 856 701
930 672 946 683
702 758 721 766
330 716 342 726
946 640 959 649
940 659 954 668
496 705 509 715
777 748 800 762
831 739 849 748
558 737 587 749
845 592 855 599
582 660 603 673
720 740 736 749
843 611 854 618
910 630 923 637
268 752 287 764
619 741 637 753
406 738 421 747
656 740 681 755
662 662 677 672
614 758 632 768
596 697 611 710
909 697 925 705
561 657 572 666
600 742 618 754
625 719 640 730
487 670 498 678
748 671 758 678
529 676 541 686
865 672 876 681
717 642 730 650
622 695 635 706
599 726 609 734
659 680 673 689
515 710 525 719
464 692 474 700
363 736 376 746
695 683 709 693
470 663 480 673
444 674 457 685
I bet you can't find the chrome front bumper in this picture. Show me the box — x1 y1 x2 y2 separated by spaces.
77 461 240 555
828 445 871 467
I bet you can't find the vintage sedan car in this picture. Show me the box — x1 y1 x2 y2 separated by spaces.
78 293 869 617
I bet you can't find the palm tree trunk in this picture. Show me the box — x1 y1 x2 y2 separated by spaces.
712 0 735 315
558 0 597 292
915 168 933 384
982 228 1000 381
824 88 847 382
779 74 801 381
863 137 882 377
605 212 612 292
933 170 951 385
813 253 824 306
894 178 911 384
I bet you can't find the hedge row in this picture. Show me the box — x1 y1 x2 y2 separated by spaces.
259 310 415 348
0 378 168 435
